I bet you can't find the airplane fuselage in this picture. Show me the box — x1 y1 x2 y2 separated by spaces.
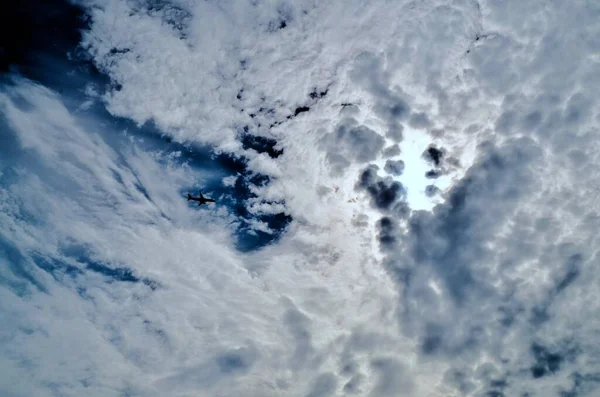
187 192 215 206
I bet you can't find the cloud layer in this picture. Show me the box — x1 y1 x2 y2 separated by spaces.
1 0 600 396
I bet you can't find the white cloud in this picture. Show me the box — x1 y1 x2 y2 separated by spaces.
2 0 600 396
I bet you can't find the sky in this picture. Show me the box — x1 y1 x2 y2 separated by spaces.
0 0 599 396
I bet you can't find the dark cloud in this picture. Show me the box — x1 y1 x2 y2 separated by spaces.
357 165 408 215
308 88 328 99
382 144 401 157
294 106 310 116
385 123 404 142
377 217 399 249
375 100 411 122
341 125 385 162
322 118 385 174
425 185 440 197
369 357 413 396
305 373 337 397
560 372 600 397
422 145 444 167
425 169 442 179
530 252 585 326
529 342 575 379
343 374 364 394
408 112 431 129
216 346 259 374
420 322 445 355
158 344 259 390
442 368 477 395
384 159 404 176
564 92 592 125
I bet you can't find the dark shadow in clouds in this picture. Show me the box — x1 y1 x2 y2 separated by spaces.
357 165 409 216
442 368 477 395
321 117 385 175
85 261 159 290
294 106 310 116
531 343 563 379
158 344 259 391
420 322 448 356
386 123 404 142
309 88 328 99
560 372 600 397
33 256 83 282
0 235 48 296
377 217 399 249
32 246 159 291
425 170 442 179
383 144 401 157
369 357 413 396
529 341 579 381
384 159 404 176
305 373 337 397
530 253 583 326
215 346 259 374
409 112 431 129
425 185 441 197
266 3 294 33
343 374 364 395
422 145 444 167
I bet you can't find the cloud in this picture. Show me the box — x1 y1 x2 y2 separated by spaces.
384 159 405 176
305 373 338 397
321 117 386 174
2 0 600 396
0 77 405 396
357 165 409 216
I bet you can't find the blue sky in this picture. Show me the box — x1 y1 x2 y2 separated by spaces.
1 0 600 396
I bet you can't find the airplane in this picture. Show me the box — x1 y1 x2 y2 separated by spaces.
187 190 216 206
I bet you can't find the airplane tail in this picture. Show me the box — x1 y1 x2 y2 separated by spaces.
187 193 192 201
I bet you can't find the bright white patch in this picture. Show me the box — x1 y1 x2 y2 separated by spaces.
221 175 238 187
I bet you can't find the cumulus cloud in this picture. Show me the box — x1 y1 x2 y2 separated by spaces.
321 117 385 174
2 0 600 396
384 159 405 176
